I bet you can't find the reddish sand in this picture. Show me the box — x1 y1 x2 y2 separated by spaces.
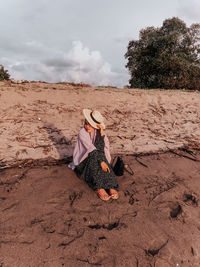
0 81 200 266
0 152 200 267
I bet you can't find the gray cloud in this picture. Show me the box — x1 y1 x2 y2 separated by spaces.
177 0 200 22
2 41 128 87
43 58 76 69
1 0 198 87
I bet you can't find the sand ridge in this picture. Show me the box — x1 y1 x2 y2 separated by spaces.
0 80 200 167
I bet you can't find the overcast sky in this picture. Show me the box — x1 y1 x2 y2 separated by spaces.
0 0 200 87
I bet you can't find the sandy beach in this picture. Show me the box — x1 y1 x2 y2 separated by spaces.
1 152 200 266
0 81 200 266
0 80 200 166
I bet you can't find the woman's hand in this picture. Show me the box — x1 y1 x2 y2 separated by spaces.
97 124 104 136
101 161 110 173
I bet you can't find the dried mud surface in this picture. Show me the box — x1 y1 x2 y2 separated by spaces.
0 152 200 267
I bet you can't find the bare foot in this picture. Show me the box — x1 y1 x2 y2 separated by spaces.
96 189 111 201
109 189 119 199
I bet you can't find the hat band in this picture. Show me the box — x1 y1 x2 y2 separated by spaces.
90 112 100 124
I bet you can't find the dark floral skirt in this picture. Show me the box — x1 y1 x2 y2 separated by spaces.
74 135 118 191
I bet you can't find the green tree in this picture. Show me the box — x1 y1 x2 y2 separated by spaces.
125 17 200 90
0 64 10 81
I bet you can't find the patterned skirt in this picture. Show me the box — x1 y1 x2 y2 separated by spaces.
74 136 118 191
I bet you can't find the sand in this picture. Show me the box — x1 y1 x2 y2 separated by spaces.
0 80 200 166
0 153 200 266
0 81 200 266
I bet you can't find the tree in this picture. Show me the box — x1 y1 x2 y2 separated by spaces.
0 64 10 81
125 17 200 90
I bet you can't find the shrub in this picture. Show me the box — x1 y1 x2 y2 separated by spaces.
0 65 10 81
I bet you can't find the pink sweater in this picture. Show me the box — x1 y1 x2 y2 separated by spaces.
69 128 111 169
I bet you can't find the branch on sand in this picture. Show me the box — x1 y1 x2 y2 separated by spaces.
135 156 148 168
168 148 200 162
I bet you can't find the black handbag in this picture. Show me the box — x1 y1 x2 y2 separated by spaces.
112 156 124 176
112 156 134 176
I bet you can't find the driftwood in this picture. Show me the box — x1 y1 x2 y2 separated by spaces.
180 147 197 156
169 149 200 162
135 156 148 168
0 156 73 170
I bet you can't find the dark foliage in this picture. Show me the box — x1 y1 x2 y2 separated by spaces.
125 17 200 90
0 65 10 81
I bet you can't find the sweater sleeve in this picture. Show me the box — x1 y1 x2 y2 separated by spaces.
73 128 96 166
94 135 108 164
95 135 105 152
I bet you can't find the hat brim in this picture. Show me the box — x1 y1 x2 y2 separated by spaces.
83 109 105 130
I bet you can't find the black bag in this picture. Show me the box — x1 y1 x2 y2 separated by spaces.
112 156 134 176
112 156 124 176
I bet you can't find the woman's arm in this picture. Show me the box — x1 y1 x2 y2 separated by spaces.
75 128 96 163
97 124 104 136
97 125 110 173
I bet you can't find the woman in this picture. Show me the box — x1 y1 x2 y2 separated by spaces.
69 109 119 201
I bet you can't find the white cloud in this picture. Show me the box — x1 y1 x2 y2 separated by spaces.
1 41 128 87
2 0 192 88
62 41 122 86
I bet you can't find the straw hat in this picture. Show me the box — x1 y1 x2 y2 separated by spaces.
83 109 105 129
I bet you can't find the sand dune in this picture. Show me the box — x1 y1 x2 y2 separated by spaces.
0 80 200 167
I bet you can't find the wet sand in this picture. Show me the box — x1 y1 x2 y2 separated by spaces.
1 152 200 267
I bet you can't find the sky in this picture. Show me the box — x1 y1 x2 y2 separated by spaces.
0 0 200 87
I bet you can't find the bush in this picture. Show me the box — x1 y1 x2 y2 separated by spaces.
0 65 10 81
